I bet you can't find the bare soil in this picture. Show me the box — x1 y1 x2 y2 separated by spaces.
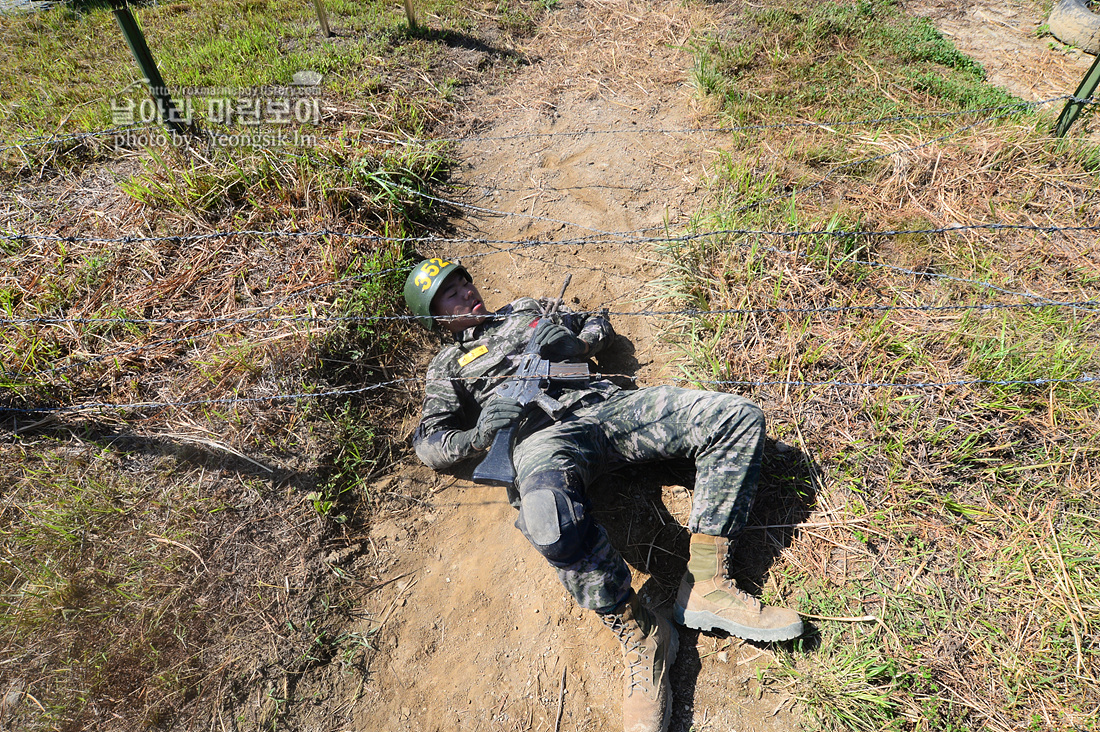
269 2 1100 732
347 3 808 730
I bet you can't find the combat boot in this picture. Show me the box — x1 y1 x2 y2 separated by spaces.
600 591 679 732
673 533 803 642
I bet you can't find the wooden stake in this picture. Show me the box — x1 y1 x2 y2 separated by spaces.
314 0 333 38
403 0 419 30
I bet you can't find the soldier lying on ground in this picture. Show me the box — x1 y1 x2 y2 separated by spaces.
403 257 804 732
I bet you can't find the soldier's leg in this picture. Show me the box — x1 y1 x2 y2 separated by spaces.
513 418 675 732
596 386 765 536
511 418 631 613
594 387 802 641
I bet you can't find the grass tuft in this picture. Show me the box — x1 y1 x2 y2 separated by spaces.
665 2 1100 730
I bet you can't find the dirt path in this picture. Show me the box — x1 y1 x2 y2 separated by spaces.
344 3 805 731
327 2 1098 732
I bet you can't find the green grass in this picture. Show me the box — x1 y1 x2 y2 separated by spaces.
0 232 419 730
667 2 1100 730
772 484 1100 731
693 0 1020 126
309 244 411 519
958 308 1100 408
0 0 470 139
0 0 547 180
113 136 449 228
0 445 218 729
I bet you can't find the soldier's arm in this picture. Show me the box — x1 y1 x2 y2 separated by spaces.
411 377 484 470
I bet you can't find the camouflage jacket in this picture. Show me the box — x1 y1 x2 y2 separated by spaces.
412 297 618 469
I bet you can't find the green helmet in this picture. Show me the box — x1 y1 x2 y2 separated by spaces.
403 257 469 330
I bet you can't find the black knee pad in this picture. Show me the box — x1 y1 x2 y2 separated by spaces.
514 471 593 567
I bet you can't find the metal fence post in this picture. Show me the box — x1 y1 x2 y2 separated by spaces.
1054 52 1100 138
109 0 189 136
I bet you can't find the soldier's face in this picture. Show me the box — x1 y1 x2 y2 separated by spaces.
431 273 488 333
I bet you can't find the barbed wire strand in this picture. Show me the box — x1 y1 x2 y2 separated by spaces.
0 260 417 380
5 296 1099 384
727 100 1055 219
5 260 1099 381
444 97 1067 145
388 219 1100 313
7 222 1100 307
411 96 1074 238
6 220 1100 247
3 372 1097 416
388 203 1100 309
4 297 1099 329
0 123 160 154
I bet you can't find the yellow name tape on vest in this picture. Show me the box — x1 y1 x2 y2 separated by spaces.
458 345 489 367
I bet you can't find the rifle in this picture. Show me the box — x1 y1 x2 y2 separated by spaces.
471 275 591 488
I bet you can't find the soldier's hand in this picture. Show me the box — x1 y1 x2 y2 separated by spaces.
532 321 588 360
471 394 524 449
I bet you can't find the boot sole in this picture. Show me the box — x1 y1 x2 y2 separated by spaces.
672 605 803 643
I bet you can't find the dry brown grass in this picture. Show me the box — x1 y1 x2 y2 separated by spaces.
657 96 1100 731
0 136 436 416
0 187 416 732
0 81 460 723
0 25 464 732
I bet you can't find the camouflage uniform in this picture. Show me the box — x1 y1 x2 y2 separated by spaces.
413 298 765 613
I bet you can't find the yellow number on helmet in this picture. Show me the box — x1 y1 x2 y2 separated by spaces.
415 272 432 291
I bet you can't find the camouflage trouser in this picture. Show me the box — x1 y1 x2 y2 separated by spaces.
511 386 766 612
